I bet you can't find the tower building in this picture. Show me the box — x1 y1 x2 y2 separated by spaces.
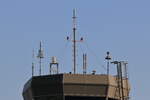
22 10 130 100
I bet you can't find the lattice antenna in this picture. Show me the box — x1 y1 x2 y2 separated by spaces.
67 9 84 74
72 9 77 74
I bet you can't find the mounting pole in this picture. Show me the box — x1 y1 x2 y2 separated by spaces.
105 52 111 100
37 41 44 76
73 9 77 74
111 61 122 100
111 61 127 100
32 49 35 77
105 51 111 75
85 54 87 74
83 54 87 74
124 62 129 100
32 62 34 76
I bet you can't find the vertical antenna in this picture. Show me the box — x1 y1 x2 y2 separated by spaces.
32 49 35 77
105 51 111 75
83 53 87 74
37 41 44 76
73 9 77 74
67 9 83 74
85 54 87 74
83 54 85 74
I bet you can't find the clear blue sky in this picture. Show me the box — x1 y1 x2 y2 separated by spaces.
0 0 149 100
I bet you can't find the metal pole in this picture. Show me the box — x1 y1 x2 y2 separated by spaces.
117 62 122 100
107 61 109 75
32 49 34 77
106 61 109 100
120 62 124 100
83 54 85 74
39 58 41 75
83 54 87 74
57 63 59 74
32 62 34 76
50 63 52 74
73 27 76 74
73 9 76 74
124 62 129 100
105 52 111 100
105 52 111 75
85 54 87 74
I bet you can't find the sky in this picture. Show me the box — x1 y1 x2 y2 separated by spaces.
0 0 150 100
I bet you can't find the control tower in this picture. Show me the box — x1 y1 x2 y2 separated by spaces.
22 10 130 100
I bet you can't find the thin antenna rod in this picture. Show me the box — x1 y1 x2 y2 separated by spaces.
73 9 77 74
37 41 44 76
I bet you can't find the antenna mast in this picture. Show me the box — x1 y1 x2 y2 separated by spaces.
73 9 77 74
67 9 83 74
37 41 44 76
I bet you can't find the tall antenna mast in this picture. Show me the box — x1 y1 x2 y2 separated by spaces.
73 9 77 74
67 9 83 74
37 41 44 76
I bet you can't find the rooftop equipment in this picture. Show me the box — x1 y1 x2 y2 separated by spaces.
23 10 130 100
50 56 59 74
